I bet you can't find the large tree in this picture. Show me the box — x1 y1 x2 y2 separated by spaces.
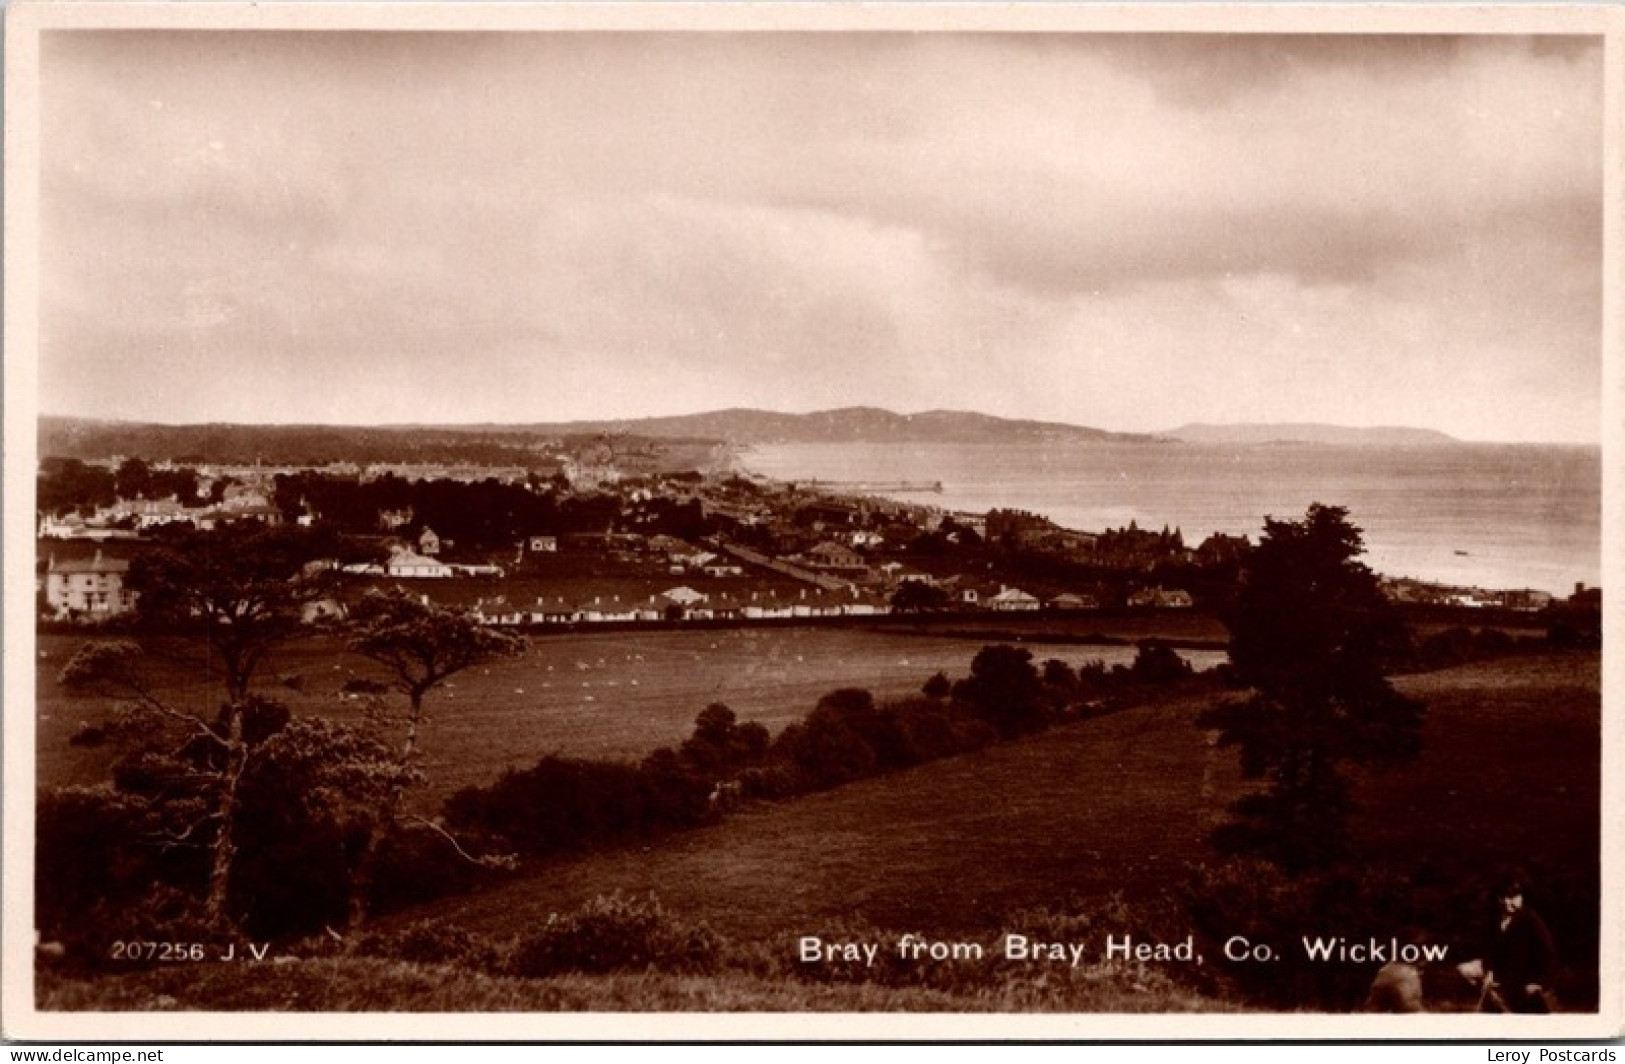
128 523 343 703
346 589 528 764
59 524 344 929
343 589 527 927
1199 504 1423 871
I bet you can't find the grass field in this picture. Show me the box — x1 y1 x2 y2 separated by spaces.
378 651 1600 998
37 625 1227 809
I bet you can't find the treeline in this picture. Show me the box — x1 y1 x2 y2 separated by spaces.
38 458 230 516
1400 621 1603 672
40 417 715 469
40 418 571 467
272 471 712 550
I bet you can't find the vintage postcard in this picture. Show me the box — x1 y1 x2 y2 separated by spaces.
4 1 1620 1043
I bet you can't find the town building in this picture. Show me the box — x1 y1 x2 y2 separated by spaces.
986 586 1041 611
44 551 137 620
385 548 453 579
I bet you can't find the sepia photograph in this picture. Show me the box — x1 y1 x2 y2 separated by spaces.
3 2 1620 1042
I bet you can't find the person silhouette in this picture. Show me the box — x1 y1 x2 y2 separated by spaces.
1480 875 1558 1013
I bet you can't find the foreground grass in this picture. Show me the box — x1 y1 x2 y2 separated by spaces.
36 956 1235 1013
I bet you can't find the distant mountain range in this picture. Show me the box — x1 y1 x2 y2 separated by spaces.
510 407 1150 445
1160 423 1461 447
38 409 1467 462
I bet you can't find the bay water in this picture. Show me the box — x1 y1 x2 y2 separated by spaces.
738 441 1601 597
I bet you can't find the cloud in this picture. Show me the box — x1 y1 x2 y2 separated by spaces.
35 30 1604 441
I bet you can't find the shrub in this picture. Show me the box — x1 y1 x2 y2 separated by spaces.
50 885 223 972
1418 627 1478 669
637 747 713 824
228 716 412 939
445 753 713 857
357 920 506 971
889 697 962 764
922 671 952 700
445 756 643 854
949 719 1000 754
951 645 1051 738
737 762 810 800
35 784 216 959
1129 640 1194 685
771 711 878 790
508 893 720 977
812 688 918 770
678 703 770 779
365 819 509 917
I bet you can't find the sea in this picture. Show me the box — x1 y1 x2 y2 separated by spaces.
737 441 1603 598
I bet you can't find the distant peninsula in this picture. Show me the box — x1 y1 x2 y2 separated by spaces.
39 408 1154 463
522 407 1153 446
1160 423 1460 447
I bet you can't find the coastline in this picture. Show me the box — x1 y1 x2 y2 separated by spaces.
735 439 1601 598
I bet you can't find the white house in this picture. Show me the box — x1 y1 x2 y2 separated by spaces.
986 586 1041 611
386 549 453 579
45 551 136 620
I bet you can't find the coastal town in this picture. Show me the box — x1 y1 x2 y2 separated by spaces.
36 440 1586 628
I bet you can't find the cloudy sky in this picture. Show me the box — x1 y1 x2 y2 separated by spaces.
37 30 1604 442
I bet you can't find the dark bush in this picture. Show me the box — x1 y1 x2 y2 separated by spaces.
446 757 640 854
36 785 192 948
737 762 810 800
365 820 508 917
772 711 878 790
67 723 109 747
951 645 1051 738
922 671 952 700
889 697 962 765
228 716 410 939
445 753 709 857
638 747 713 824
509 893 720 977
1473 628 1516 657
1418 627 1478 669
949 719 1001 754
812 688 917 770
357 920 505 971
1129 640 1194 684
678 703 771 780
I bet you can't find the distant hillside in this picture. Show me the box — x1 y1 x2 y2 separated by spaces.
1161 422 1459 447
524 407 1152 445
39 409 1152 462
